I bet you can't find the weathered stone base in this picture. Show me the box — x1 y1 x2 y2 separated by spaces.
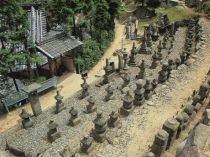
85 106 97 114
92 130 107 143
162 118 180 150
151 129 169 157
150 61 158 69
81 144 94 154
158 76 168 83
181 112 190 129
194 103 202 112
133 99 145 106
47 132 61 143
108 119 121 128
6 142 27 157
120 106 135 116
204 109 210 126
55 106 66 114
22 120 33 129
79 92 89 99
105 95 115 102
145 92 153 100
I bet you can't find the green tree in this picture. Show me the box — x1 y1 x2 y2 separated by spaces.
75 40 102 70
44 0 84 35
107 0 121 29
0 0 41 80
92 0 111 42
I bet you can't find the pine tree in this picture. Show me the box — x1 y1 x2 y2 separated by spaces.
106 0 121 27
0 0 41 80
45 0 84 35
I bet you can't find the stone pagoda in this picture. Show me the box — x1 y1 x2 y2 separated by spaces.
69 107 81 126
85 96 97 113
54 90 66 114
108 111 121 128
105 85 115 101
92 112 108 143
136 60 146 79
158 63 169 83
120 91 135 116
80 135 94 154
47 120 61 142
19 109 33 129
122 73 131 89
133 79 146 106
144 80 153 100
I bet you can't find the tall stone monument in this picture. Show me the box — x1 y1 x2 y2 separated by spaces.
92 112 107 143
24 83 42 116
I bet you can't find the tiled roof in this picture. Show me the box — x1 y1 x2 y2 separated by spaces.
36 32 82 59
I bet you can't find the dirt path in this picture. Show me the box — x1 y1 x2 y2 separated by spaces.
0 21 134 133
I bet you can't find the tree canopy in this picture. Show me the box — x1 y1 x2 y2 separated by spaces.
0 0 41 79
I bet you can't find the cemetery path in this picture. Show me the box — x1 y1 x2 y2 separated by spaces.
0 20 134 133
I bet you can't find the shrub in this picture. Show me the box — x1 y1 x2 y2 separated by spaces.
75 30 114 71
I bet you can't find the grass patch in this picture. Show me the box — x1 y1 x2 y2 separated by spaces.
138 6 200 33
156 7 199 22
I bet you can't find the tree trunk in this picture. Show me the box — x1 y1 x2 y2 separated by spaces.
35 64 40 78
89 19 93 37
72 15 76 36
27 61 34 80
9 68 19 92
0 39 5 49
79 27 83 41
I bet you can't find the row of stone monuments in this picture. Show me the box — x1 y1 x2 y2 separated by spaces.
157 17 204 84
143 72 210 157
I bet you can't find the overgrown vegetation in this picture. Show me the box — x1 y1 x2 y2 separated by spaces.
0 0 42 81
203 0 210 13
75 31 114 70
138 6 199 32
156 7 199 22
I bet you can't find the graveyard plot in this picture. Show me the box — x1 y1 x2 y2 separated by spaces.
0 16 209 157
